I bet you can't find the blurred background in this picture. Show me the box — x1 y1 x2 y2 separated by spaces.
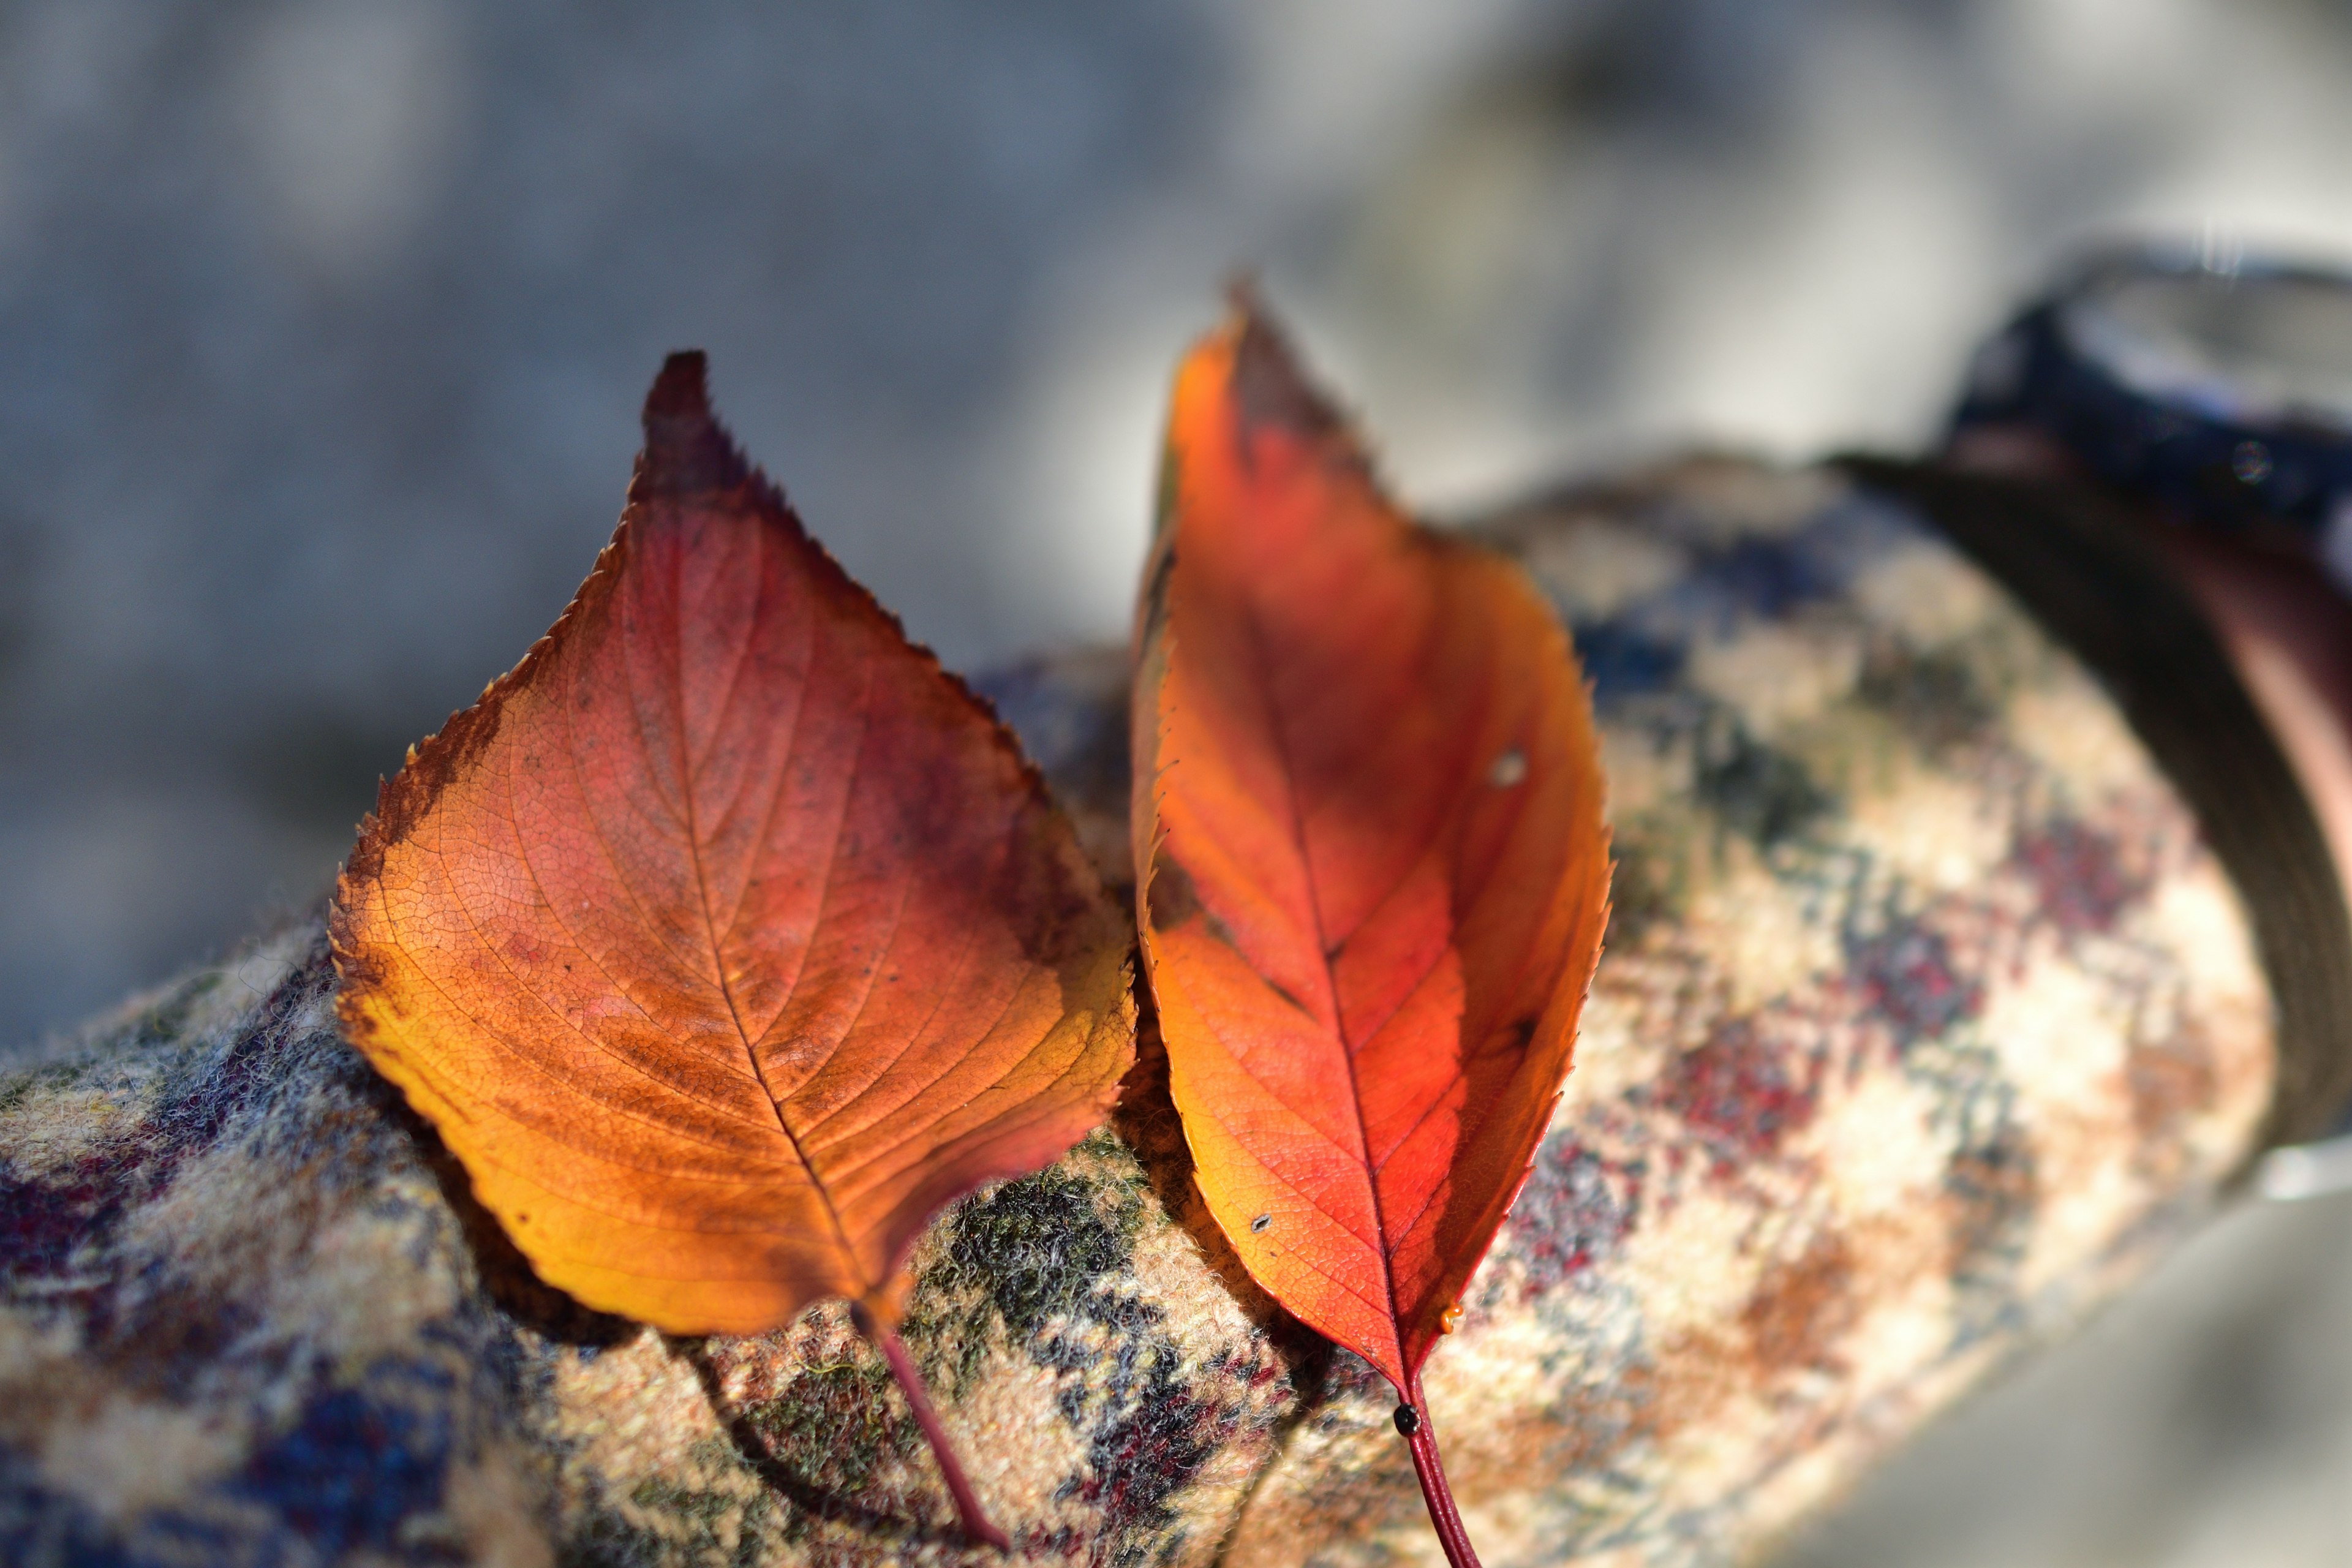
6 1 2352 1561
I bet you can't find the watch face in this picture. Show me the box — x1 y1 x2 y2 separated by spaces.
2059 266 2352 434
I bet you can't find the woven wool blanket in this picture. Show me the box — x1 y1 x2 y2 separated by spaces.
0 457 2302 1567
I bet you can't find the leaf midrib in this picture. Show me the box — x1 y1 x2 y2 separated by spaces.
662 516 873 1297
1235 592 1409 1363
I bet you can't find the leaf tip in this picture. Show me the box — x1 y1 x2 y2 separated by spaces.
645 349 711 419
636 349 750 500
1218 290 1349 451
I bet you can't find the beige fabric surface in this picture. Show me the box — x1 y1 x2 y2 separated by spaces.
0 458 2277 1566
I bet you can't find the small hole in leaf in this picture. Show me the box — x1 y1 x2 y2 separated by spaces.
1488 749 1528 787
1251 1213 1272 1232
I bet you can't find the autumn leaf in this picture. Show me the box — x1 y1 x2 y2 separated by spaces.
331 352 1136 1549
1131 301 1610 1567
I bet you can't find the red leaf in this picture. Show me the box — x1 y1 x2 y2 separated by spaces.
1131 302 1610 1566
333 353 1135 1548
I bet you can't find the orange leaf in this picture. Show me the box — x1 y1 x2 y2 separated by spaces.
331 353 1134 1547
1132 303 1609 1566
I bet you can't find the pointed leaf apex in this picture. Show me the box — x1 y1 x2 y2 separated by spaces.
637 350 748 499
1219 294 1349 450
646 349 711 418
1138 304 1610 1564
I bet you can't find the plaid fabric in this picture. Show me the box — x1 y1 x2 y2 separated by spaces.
0 458 2274 1566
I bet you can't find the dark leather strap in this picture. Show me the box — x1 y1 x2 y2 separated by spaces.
1841 455 2352 1149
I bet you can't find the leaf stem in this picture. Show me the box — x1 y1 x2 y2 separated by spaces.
1398 1373 1483 1568
852 1303 1010 1552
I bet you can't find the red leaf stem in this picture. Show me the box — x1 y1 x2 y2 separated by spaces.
1401 1375 1482 1568
854 1303 1011 1552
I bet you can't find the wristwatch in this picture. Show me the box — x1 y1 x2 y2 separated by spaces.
1951 239 2352 592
